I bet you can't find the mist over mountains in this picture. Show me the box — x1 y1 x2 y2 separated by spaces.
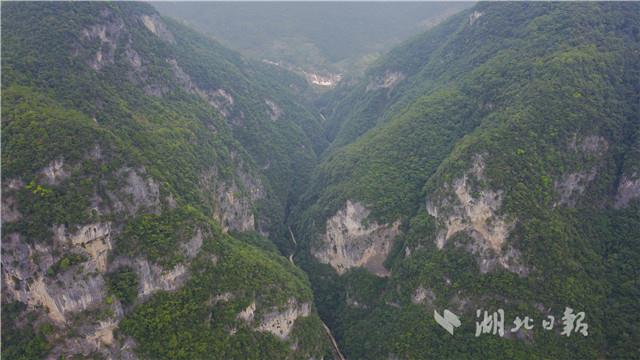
153 2 472 83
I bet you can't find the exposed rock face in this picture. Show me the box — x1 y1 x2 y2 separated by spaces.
56 222 113 273
3 235 50 310
136 259 188 298
108 167 161 215
427 156 525 275
569 134 609 156
238 298 311 340
120 42 167 97
1 194 21 223
302 71 342 87
427 158 513 253
3 224 114 324
200 164 266 234
41 158 69 185
1 176 192 358
125 46 142 70
5 264 105 324
48 302 130 359
257 299 311 340
124 168 161 211
237 301 257 322
7 178 24 190
123 46 167 97
213 181 257 233
265 99 283 121
209 292 234 305
32 275 105 323
438 176 512 251
168 58 236 118
204 89 235 119
3 223 193 354
2 179 24 223
1 165 191 357
615 174 640 209
80 10 126 71
140 14 175 43
86 319 118 347
412 286 436 306
554 134 609 207
181 229 204 259
168 58 194 90
108 253 191 298
468 11 483 25
77 10 173 96
366 71 405 93
312 200 400 276
553 167 598 207
2 4 326 359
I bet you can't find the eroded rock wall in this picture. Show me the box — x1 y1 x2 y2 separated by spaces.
237 298 311 340
426 155 526 275
312 200 400 276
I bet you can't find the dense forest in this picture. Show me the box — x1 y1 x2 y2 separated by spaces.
294 2 640 359
2 2 331 359
2 2 639 359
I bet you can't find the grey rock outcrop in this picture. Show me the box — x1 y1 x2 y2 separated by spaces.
200 163 266 234
237 298 311 340
427 155 526 275
312 200 400 276
614 174 640 208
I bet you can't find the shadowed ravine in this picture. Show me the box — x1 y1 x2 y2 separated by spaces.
288 226 346 360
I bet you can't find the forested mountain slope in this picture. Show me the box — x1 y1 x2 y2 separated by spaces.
3 2 639 360
294 2 640 359
1 2 331 359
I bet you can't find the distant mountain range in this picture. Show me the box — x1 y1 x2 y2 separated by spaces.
153 2 472 83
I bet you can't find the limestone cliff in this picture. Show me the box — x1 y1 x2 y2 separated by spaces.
237 298 312 340
426 156 526 275
199 160 266 234
311 200 400 276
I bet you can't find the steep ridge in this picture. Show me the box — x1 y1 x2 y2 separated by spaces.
294 2 640 359
1 2 332 359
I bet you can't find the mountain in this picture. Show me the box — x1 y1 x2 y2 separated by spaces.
293 2 640 359
153 2 472 85
1 2 332 359
3 2 640 360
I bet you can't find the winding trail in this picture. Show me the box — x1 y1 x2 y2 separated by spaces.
287 226 346 360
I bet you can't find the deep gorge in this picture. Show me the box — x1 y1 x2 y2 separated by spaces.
2 2 639 359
